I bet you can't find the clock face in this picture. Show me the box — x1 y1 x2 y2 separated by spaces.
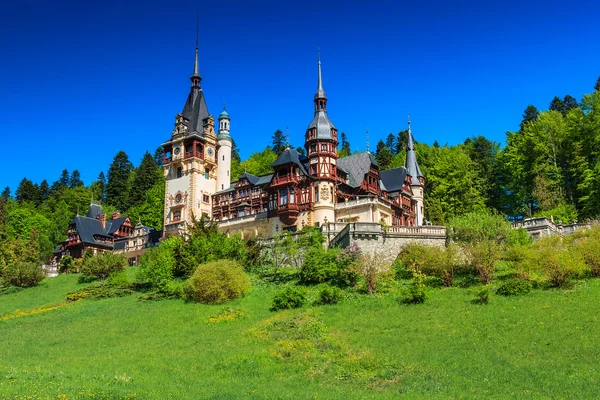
175 193 182 203
173 147 180 155
208 147 214 157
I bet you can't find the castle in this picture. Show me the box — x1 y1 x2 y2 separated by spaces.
161 45 426 239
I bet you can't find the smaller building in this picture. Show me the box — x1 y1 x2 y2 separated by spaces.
53 202 161 263
512 217 591 239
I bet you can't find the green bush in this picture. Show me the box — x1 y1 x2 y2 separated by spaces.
465 240 503 284
80 252 126 282
270 286 306 311
524 236 586 287
400 272 427 304
2 261 44 287
448 210 512 244
299 247 358 287
317 285 342 305
396 244 457 286
183 260 250 304
66 284 134 302
474 286 490 304
496 279 532 296
137 237 178 292
59 255 74 274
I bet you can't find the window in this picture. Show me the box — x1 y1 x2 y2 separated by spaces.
279 189 288 205
204 168 209 179
315 187 319 202
290 188 295 203
203 194 210 203
321 144 327 151
173 210 181 221
176 167 182 178
223 155 225 161
221 184 224 190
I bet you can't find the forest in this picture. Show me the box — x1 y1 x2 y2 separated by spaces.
0 78 599 264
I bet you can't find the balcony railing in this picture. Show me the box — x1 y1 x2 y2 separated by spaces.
271 175 299 186
184 151 204 160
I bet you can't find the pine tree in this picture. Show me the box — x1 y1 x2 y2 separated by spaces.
153 146 164 167
295 147 306 156
39 180 50 201
271 129 286 155
563 95 579 114
26 227 42 263
340 132 351 154
231 139 241 162
595 77 600 92
0 197 7 242
2 186 11 200
51 169 70 193
375 140 393 170
549 96 565 114
385 133 397 153
69 170 84 188
433 140 440 149
15 178 40 204
396 130 409 154
106 150 133 212
129 151 160 207
520 105 539 130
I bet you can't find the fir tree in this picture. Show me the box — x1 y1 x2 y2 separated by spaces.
396 130 409 154
129 151 160 207
375 140 393 170
520 105 539 130
385 133 397 153
296 147 306 156
153 146 164 167
0 198 7 242
340 132 351 154
39 180 50 201
595 76 600 92
69 170 84 188
1 186 10 200
271 129 286 155
231 139 241 162
106 150 133 212
51 169 70 193
15 178 40 204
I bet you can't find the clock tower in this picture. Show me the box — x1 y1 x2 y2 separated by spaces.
161 42 220 236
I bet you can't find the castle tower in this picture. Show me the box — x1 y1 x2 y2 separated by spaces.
305 55 338 227
405 115 425 226
217 105 232 192
161 37 218 236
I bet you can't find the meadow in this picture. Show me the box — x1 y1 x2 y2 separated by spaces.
1 269 599 399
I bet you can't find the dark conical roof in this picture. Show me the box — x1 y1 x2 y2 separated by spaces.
182 88 209 134
86 202 103 219
405 116 423 184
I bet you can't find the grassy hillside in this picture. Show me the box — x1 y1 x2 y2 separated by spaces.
1 271 600 399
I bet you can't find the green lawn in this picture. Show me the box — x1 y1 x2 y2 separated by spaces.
1 271 599 399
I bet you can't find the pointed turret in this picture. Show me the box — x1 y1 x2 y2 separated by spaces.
405 115 423 184
190 45 201 88
315 53 327 101
306 54 336 141
180 30 208 134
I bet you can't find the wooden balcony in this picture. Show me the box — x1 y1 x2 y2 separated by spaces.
271 175 299 187
184 151 204 160
278 203 300 225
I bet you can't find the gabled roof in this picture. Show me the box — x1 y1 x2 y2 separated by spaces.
380 167 408 193
337 152 379 188
271 148 311 176
237 172 261 186
106 217 129 235
70 216 114 249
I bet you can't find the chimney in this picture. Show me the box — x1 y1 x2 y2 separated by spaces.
97 213 106 229
112 211 121 220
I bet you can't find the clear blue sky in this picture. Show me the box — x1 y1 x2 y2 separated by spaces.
1 0 599 193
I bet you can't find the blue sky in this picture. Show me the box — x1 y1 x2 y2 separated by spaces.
1 0 599 192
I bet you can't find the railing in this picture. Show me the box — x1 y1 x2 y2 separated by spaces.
387 225 446 236
278 203 299 213
184 151 204 160
271 175 299 186
218 212 269 226
335 196 392 211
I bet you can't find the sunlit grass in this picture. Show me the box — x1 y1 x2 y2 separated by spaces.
1 269 600 398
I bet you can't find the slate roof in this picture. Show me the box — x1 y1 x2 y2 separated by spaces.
337 152 379 188
86 203 103 219
70 215 114 250
307 111 336 139
271 148 311 176
405 127 423 184
181 89 209 134
106 217 128 235
380 167 408 193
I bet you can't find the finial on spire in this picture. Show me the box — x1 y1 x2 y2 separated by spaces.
314 48 326 101
191 10 201 87
285 123 290 148
407 113 411 133
366 127 370 153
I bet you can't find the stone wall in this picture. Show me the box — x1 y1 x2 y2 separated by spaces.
325 222 447 266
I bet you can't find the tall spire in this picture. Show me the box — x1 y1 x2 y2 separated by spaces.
190 11 201 89
366 127 370 153
314 49 327 101
405 114 423 184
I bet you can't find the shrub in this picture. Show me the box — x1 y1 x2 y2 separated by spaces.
465 240 503 284
400 272 427 304
573 227 600 277
2 261 44 287
448 210 512 244
67 284 134 302
524 236 586 287
475 286 490 304
183 260 250 304
59 255 74 274
299 247 358 287
137 238 178 292
80 252 126 282
317 285 342 305
396 244 456 286
496 279 532 296
270 286 306 311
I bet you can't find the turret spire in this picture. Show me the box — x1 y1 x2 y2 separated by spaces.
314 49 327 102
190 11 201 89
405 114 423 183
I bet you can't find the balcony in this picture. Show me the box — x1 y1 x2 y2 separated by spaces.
184 151 204 160
271 174 299 187
278 203 299 225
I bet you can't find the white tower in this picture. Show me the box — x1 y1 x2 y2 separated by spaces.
217 106 233 192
